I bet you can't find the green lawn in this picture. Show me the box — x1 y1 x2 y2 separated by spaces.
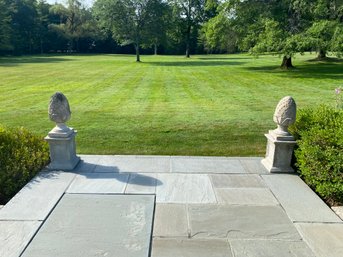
0 53 341 156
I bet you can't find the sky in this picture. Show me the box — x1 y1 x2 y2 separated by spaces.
45 0 94 8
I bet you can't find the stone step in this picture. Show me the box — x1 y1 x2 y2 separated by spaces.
21 194 155 257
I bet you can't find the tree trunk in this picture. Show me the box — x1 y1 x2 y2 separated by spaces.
135 44 140 62
281 56 294 69
154 44 157 55
185 24 191 58
317 49 326 59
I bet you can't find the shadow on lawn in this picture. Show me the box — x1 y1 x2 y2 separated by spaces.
0 56 73 67
145 60 246 67
244 60 343 80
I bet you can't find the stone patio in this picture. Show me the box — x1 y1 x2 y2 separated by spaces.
1 155 342 257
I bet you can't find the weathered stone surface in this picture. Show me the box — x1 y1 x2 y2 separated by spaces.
48 92 71 124
0 221 42 257
210 174 266 188
273 96 296 136
21 194 155 257
171 156 246 173
94 155 170 173
262 174 342 223
125 173 158 194
45 132 80 170
151 239 233 257
215 188 278 205
74 155 101 173
153 204 188 237
0 172 75 221
66 173 129 194
156 174 216 203
295 223 343 257
332 206 343 220
239 159 269 174
189 205 301 240
230 239 316 257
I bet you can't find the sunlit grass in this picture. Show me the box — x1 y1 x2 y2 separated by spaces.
0 53 341 156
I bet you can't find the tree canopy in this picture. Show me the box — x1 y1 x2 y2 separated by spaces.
0 0 342 66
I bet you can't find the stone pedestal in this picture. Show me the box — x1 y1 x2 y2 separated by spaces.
45 127 80 171
261 130 296 173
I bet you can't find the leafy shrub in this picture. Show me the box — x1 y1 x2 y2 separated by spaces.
0 126 49 204
290 105 343 205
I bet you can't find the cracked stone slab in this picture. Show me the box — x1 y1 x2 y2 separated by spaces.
21 194 155 257
210 174 266 188
94 155 170 173
215 188 278 206
239 158 269 174
230 239 316 257
66 172 129 194
156 174 216 203
0 171 75 221
295 223 343 257
262 174 342 223
125 173 158 194
189 205 301 240
171 157 246 173
153 204 188 237
151 239 233 257
0 221 42 257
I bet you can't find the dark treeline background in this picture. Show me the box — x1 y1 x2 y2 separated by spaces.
1 0 343 67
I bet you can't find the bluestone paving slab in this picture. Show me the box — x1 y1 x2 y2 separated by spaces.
215 188 279 205
21 194 155 257
153 204 188 237
156 174 216 203
0 221 41 257
0 171 75 221
125 173 158 194
262 174 342 223
171 157 246 173
210 174 266 188
239 158 269 174
189 205 301 240
332 206 343 220
94 155 170 173
66 172 129 194
151 239 233 257
295 223 343 257
230 239 316 257
73 160 97 173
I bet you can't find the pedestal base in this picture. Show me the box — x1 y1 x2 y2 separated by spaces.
45 129 80 171
261 131 296 173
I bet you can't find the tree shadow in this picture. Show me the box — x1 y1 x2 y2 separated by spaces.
197 56 250 60
72 160 163 187
145 60 246 67
244 60 343 80
0 56 73 67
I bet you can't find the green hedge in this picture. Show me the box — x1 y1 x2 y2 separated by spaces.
0 126 49 204
290 105 343 206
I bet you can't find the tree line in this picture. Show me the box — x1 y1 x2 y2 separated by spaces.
1 0 343 67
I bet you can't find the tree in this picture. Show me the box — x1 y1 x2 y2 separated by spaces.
94 0 158 62
10 0 39 54
49 0 89 51
211 0 311 68
141 0 171 55
301 0 343 59
170 0 206 57
0 0 13 52
201 4 237 53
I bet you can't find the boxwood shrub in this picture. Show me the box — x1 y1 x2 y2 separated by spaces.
290 105 343 206
0 126 49 204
